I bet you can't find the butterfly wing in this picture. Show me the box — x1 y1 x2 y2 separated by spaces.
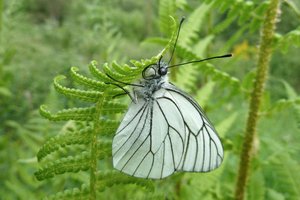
162 84 224 172
112 89 186 179
112 85 223 179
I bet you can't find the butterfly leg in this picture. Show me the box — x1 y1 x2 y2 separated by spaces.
112 92 129 98
105 82 136 103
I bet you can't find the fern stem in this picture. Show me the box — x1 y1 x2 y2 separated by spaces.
90 93 107 200
234 0 280 199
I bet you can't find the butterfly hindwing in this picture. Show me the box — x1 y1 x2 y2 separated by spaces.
163 84 224 172
112 84 223 179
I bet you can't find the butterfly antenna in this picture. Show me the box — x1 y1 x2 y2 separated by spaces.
168 17 185 65
157 55 163 69
168 53 232 68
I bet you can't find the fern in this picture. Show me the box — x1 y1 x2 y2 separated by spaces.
246 168 265 200
1 110 63 199
159 0 176 36
28 2 300 199
174 45 240 94
201 0 271 55
35 17 178 199
263 153 300 199
154 1 242 99
205 0 269 32
178 3 212 50
276 26 300 53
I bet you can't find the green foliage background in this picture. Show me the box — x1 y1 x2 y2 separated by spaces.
0 0 299 199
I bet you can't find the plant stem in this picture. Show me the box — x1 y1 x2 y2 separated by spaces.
90 93 106 200
234 0 280 199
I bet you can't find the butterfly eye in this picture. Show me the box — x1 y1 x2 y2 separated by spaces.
158 66 168 76
142 65 158 80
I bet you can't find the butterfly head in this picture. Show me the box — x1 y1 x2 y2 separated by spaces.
142 59 168 80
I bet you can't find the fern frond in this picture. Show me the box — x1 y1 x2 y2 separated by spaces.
102 101 127 114
174 66 197 93
263 153 300 199
35 152 90 181
54 75 103 102
246 169 266 200
265 79 300 116
97 141 112 159
193 35 215 58
265 98 300 115
206 63 240 88
40 105 95 121
276 26 300 53
212 14 236 35
96 172 154 192
35 16 183 199
213 0 234 13
88 60 114 83
179 3 212 48
205 0 269 36
194 81 216 107
248 2 270 32
37 126 92 161
159 0 176 36
227 1 245 21
99 119 120 136
102 63 135 81
70 67 106 90
130 56 159 71
220 25 248 53
175 45 241 90
239 2 255 25
143 37 169 47
46 185 90 200
175 45 198 61
111 61 133 75
88 60 139 85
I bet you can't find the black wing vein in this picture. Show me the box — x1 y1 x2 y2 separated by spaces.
113 86 224 179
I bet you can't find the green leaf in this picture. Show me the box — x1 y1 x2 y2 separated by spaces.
37 126 92 161
54 75 103 102
40 105 95 121
159 0 176 36
96 172 155 192
247 169 265 200
215 112 238 138
263 153 300 199
266 189 285 200
35 15 181 199
35 152 90 181
70 67 106 90
281 80 298 100
179 3 212 48
45 185 90 200
195 80 216 107
193 35 215 58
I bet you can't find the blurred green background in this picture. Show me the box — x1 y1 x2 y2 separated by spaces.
0 0 299 199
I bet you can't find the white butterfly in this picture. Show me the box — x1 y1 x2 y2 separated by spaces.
110 18 228 179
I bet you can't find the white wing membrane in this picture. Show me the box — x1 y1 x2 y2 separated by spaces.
113 85 224 179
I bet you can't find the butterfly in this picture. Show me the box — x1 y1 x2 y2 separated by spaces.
108 18 231 179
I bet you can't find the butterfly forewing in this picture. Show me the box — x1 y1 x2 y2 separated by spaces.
112 84 224 179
